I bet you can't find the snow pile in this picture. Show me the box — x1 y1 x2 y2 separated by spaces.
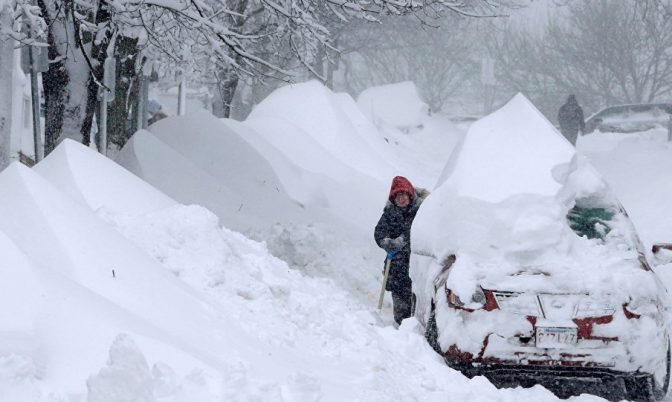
247 80 396 182
224 117 386 230
0 162 235 400
435 94 575 203
235 80 459 221
357 81 430 132
115 110 312 234
350 81 463 188
578 130 672 246
86 335 154 402
34 139 177 215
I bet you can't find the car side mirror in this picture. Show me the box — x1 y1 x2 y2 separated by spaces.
652 243 672 266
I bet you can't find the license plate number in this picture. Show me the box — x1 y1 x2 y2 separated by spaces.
536 327 577 348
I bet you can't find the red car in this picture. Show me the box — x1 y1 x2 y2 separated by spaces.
410 94 671 401
412 204 670 400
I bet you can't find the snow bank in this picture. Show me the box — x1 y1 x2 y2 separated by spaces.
236 80 460 228
0 163 236 397
228 117 387 232
247 80 396 181
579 130 672 247
116 112 310 234
34 139 176 215
357 81 429 131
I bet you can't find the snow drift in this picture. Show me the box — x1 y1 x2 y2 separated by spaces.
357 81 430 132
246 80 396 182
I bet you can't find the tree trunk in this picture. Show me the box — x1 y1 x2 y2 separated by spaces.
216 68 239 118
108 36 140 149
81 0 112 148
39 0 93 155
0 4 13 169
314 42 326 82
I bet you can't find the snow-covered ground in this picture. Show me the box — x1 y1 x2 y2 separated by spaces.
1 80 670 401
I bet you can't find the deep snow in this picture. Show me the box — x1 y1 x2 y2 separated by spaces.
1 81 671 401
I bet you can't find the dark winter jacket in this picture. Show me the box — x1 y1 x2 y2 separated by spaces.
374 177 429 293
558 95 585 144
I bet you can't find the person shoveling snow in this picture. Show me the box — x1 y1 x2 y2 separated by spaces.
374 176 429 325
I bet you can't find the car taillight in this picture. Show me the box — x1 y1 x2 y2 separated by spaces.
446 287 492 311
447 289 464 307
623 297 660 319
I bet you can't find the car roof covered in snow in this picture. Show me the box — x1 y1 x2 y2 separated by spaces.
436 93 575 203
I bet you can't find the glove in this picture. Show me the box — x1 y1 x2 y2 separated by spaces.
389 235 406 251
380 235 406 252
380 237 392 249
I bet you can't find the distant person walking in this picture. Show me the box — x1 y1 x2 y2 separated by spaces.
558 94 585 145
374 176 428 326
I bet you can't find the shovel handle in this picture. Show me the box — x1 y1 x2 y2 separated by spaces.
377 258 392 310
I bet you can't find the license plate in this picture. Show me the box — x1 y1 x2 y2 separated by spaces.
536 327 577 348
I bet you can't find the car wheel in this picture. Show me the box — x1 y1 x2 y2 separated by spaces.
624 338 670 401
425 307 442 354
654 339 671 401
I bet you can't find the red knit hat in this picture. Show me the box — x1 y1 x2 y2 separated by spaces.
388 176 414 201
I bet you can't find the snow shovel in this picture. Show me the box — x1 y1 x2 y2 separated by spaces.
377 251 397 310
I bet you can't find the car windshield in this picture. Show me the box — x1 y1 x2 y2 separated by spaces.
567 206 614 240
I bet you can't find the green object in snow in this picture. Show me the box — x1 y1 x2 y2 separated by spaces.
567 206 615 240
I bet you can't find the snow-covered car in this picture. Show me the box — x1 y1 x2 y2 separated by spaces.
584 103 672 135
411 94 671 401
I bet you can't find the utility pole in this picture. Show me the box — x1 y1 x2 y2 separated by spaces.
480 58 496 115
28 44 47 162
98 57 116 156
0 3 13 170
178 74 186 116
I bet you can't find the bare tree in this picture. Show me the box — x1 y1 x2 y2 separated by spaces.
490 0 672 118
339 15 479 112
6 0 522 155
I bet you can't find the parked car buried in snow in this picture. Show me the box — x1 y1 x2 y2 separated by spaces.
583 103 672 135
411 94 671 401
